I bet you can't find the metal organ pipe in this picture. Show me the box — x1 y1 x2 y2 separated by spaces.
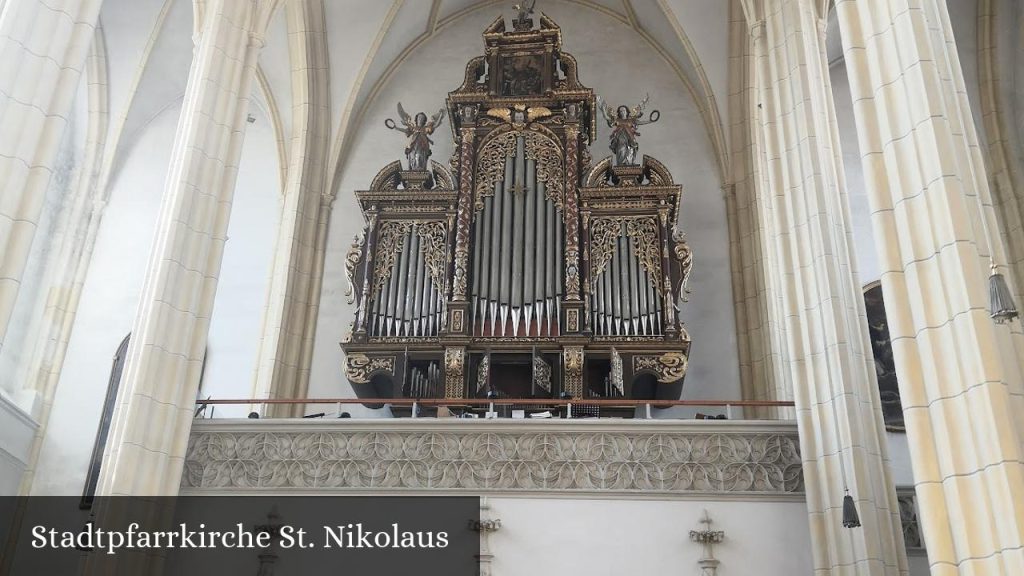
545 182 556 335
411 231 426 336
402 231 419 336
499 154 513 334
523 158 537 336
535 178 546 335
394 229 411 336
627 234 640 335
468 139 563 337
511 137 526 336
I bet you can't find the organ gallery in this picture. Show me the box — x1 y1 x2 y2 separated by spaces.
342 13 693 407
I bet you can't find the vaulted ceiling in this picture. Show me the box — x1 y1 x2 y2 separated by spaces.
95 0 734 192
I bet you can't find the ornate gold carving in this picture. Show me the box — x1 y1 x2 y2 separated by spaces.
451 308 464 332
633 352 688 383
430 159 455 189
345 353 396 384
452 128 476 300
371 221 411 301
563 346 584 397
417 221 448 291
590 217 622 278
566 308 579 332
344 230 365 305
474 129 564 211
626 217 663 291
371 220 448 302
370 160 403 190
672 227 693 303
610 347 624 396
643 156 674 185
444 347 466 398
533 355 552 393
476 354 490 393
588 216 662 293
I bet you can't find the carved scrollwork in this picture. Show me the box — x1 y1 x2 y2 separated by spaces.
344 353 396 384
444 347 466 398
563 346 584 397
371 221 411 301
633 351 688 383
533 356 552 393
643 156 674 185
588 216 662 293
610 347 624 396
672 227 693 303
370 160 403 191
626 217 663 292
474 128 564 211
417 221 448 291
344 229 365 305
590 217 622 278
430 159 455 189
476 354 490 393
584 156 614 187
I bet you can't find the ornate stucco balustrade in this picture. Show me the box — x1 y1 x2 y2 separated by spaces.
182 420 802 498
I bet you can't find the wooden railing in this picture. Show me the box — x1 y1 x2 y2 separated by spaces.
197 397 795 408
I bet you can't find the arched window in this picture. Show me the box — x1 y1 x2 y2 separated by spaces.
80 333 129 509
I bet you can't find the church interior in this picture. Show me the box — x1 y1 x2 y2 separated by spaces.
1 0 1024 574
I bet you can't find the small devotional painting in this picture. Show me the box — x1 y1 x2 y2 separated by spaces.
864 281 904 431
500 54 543 96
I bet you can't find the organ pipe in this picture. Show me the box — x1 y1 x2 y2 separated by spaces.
470 139 562 337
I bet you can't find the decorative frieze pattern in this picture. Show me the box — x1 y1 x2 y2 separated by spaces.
182 423 804 495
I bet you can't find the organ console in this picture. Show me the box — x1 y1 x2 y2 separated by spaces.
342 12 693 411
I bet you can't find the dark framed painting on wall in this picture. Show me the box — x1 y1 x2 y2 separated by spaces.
864 281 904 432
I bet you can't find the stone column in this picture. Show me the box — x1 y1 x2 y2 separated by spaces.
836 0 1024 572
742 0 908 573
978 0 1024 312
96 0 280 496
252 0 330 418
0 0 102 355
726 0 789 418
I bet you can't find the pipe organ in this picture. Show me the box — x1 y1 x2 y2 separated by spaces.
342 13 693 411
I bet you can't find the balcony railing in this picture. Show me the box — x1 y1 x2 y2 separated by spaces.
183 400 802 498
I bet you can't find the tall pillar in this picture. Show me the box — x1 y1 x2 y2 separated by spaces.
978 0 1024 313
96 0 280 496
726 0 789 418
0 0 102 356
836 0 1024 572
252 0 330 418
742 0 908 573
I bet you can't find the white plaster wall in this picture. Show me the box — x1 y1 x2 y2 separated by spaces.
310 2 739 414
486 497 812 576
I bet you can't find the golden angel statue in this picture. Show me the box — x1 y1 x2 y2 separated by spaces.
597 94 661 166
385 103 446 171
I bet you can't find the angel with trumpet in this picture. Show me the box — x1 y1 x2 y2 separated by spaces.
385 103 446 171
597 94 661 166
